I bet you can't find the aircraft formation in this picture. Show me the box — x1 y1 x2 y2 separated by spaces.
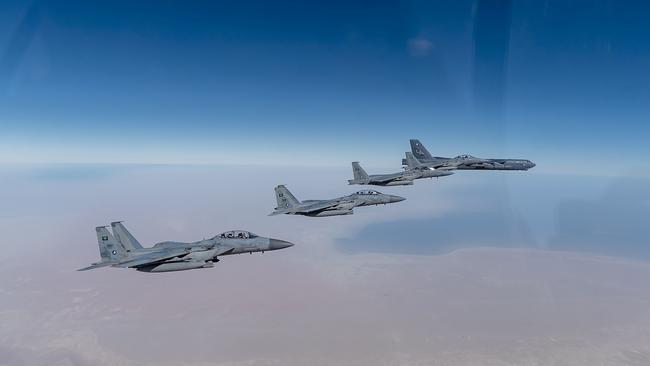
81 139 534 272
271 138 534 217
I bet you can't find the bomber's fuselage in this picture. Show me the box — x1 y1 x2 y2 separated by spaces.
404 157 535 171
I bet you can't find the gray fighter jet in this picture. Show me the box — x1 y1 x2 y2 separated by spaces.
402 139 536 170
347 157 453 186
269 185 405 217
79 222 293 273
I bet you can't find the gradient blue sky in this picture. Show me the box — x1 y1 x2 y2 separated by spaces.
0 1 648 171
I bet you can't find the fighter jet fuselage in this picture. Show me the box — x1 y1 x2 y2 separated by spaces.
80 222 293 273
348 159 453 186
270 185 405 217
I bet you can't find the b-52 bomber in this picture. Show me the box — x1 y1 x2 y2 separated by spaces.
348 153 453 186
79 222 293 273
403 139 536 171
270 185 405 217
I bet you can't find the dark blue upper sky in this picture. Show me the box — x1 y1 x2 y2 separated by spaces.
1 0 648 170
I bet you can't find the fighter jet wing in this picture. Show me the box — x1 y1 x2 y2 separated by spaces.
329 201 358 210
78 261 117 271
269 197 359 215
115 248 192 268
296 199 358 214
408 159 458 171
372 173 412 183
436 164 460 171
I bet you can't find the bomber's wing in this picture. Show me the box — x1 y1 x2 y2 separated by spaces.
114 248 192 268
453 158 494 169
465 162 497 168
475 159 507 168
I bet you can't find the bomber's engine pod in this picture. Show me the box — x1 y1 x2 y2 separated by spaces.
137 261 214 273
314 209 354 217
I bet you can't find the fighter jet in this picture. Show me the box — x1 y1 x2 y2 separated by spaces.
402 139 536 170
79 222 293 273
269 185 405 217
347 157 453 186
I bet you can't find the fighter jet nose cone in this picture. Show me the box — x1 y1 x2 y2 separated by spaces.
391 195 406 203
528 161 536 168
269 239 294 250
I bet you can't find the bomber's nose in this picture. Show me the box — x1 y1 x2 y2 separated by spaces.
269 239 294 250
528 161 536 168
390 195 406 203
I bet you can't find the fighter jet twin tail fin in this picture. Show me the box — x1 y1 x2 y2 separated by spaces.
404 152 425 170
272 185 300 214
410 139 434 161
79 222 144 271
350 162 369 183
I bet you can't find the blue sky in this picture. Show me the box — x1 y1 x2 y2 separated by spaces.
0 0 648 170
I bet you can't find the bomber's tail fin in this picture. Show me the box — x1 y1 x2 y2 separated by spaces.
111 222 143 252
351 162 369 181
410 139 433 161
95 226 127 262
405 152 424 169
274 185 300 210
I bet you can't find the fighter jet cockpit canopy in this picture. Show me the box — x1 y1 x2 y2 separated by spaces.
355 190 381 195
215 230 258 239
